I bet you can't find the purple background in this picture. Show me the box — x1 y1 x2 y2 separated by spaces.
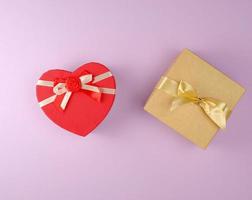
0 0 252 199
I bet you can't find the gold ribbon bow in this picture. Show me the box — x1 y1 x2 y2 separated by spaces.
156 76 231 129
37 71 115 110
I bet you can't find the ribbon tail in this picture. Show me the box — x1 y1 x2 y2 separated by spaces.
200 99 230 129
60 91 72 110
38 95 57 108
99 87 116 94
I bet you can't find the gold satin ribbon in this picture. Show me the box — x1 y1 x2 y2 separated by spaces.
37 71 115 110
156 76 231 129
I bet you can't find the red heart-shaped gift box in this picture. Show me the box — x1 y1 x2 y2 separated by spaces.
36 62 116 136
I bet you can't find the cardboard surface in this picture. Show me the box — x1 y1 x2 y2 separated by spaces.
144 49 245 148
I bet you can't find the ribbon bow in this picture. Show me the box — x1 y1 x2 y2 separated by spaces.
156 77 231 129
37 71 115 110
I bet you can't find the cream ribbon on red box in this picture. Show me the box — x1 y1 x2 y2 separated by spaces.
37 71 115 110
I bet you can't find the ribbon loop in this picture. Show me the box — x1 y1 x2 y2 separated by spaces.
53 83 67 95
156 77 231 129
80 74 93 83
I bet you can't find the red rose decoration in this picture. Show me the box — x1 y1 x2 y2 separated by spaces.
65 76 81 92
